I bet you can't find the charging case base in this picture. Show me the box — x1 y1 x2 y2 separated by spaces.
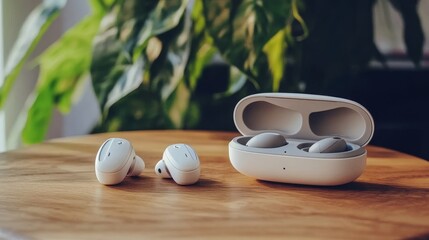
229 143 366 186
228 93 374 186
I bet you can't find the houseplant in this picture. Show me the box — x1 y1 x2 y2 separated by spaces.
0 0 424 144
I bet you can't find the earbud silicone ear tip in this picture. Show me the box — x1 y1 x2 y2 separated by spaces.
154 160 170 178
128 155 145 176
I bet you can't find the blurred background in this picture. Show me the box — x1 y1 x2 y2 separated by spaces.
1 0 428 160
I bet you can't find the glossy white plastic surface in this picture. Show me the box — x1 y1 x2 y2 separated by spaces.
229 93 374 186
95 138 145 185
158 144 200 185
229 144 366 186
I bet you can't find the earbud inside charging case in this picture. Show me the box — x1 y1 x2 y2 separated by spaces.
228 93 374 186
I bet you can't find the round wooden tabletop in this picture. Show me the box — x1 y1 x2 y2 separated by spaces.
0 130 428 239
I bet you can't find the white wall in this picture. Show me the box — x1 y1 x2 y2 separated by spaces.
1 0 43 151
0 0 100 151
373 0 429 67
0 0 4 151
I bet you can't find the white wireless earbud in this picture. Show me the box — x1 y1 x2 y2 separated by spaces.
155 144 200 185
246 132 288 148
308 137 348 153
95 138 145 185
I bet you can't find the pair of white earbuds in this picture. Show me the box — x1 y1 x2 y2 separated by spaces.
95 138 200 185
246 132 348 153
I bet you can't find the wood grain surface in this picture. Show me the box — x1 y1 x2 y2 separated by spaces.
0 130 428 239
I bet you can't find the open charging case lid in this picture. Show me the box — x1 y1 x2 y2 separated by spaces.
233 93 374 146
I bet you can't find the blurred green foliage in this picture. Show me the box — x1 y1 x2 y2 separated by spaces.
0 0 425 144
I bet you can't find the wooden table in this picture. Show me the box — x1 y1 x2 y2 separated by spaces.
0 130 428 239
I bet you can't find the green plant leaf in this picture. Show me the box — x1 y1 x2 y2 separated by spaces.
91 0 162 113
92 87 173 132
149 5 194 127
214 66 247 99
151 5 193 102
103 57 144 111
89 0 116 15
185 0 216 91
203 0 292 89
164 80 191 128
94 0 197 130
21 4 104 144
390 0 424 67
263 29 286 92
22 88 54 144
0 0 67 109
133 0 189 61
39 16 103 113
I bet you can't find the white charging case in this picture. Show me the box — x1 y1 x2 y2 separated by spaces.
228 93 375 186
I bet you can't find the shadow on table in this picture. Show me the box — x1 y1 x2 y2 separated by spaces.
257 180 429 194
105 177 223 193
